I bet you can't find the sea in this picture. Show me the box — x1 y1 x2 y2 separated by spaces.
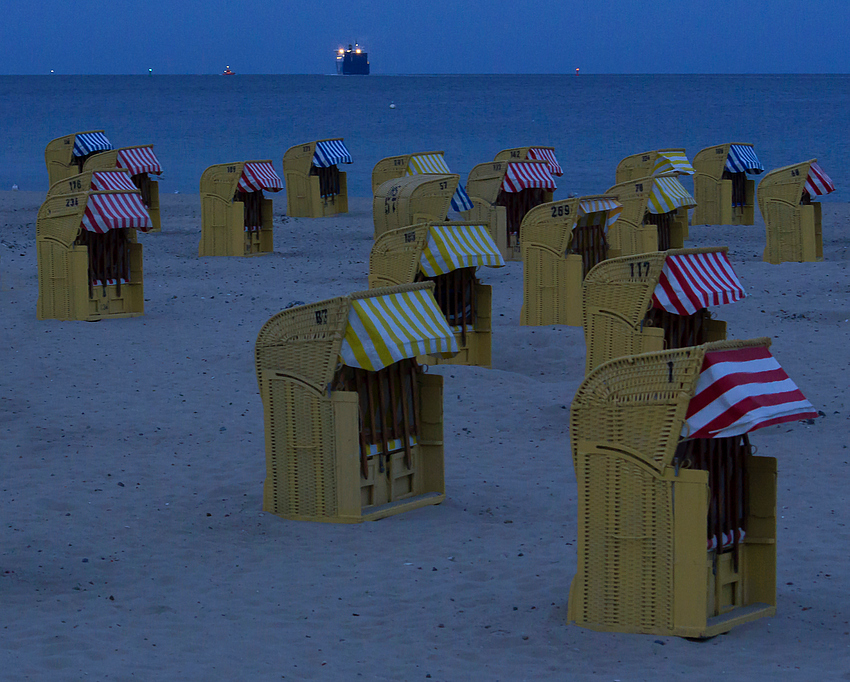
0 74 847 199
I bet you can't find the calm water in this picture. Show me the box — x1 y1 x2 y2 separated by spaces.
0 74 846 198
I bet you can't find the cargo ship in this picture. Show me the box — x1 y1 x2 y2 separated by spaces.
335 43 370 75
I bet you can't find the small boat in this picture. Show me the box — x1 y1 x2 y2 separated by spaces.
222 66 236 75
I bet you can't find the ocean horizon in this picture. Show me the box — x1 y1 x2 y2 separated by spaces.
2 74 846 199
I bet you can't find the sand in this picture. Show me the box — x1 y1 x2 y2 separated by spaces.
2 190 849 680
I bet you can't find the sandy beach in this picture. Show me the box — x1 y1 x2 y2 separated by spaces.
2 190 849 680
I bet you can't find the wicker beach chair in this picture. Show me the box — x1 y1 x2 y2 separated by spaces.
757 159 835 264
692 143 764 227
282 139 352 218
371 151 474 214
493 146 564 177
461 159 557 262
198 161 282 257
372 173 460 239
36 181 151 320
255 282 458 523
568 338 816 637
520 195 622 327
604 173 696 257
582 247 745 374
82 145 164 233
369 223 505 367
614 148 695 184
44 130 114 186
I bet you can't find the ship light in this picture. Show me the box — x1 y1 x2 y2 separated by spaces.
338 49 344 55
356 49 361 54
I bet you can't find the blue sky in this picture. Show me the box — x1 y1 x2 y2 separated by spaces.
3 0 849 74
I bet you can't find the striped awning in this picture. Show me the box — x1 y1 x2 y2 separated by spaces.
419 225 505 277
578 197 623 232
81 192 152 233
73 132 113 158
652 251 746 316
501 162 557 193
409 153 451 174
339 289 459 372
652 151 694 176
805 162 835 196
725 145 764 174
90 171 138 192
236 162 283 193
117 146 163 176
683 345 817 439
527 147 563 176
407 153 474 212
648 175 697 214
312 140 353 168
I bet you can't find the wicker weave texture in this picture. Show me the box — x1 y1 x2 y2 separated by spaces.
372 174 458 239
604 177 658 256
582 248 730 373
283 141 349 218
256 287 447 522
368 224 430 288
370 151 446 194
44 130 103 186
569 339 776 635
758 160 822 264
693 144 756 226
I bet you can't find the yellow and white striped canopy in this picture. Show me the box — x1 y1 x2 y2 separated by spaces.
577 197 623 232
339 289 459 371
652 151 695 176
420 224 505 277
648 175 697 214
408 153 452 175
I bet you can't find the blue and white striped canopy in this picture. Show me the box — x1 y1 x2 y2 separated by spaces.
725 145 764 174
73 132 113 158
312 139 353 167
450 185 474 212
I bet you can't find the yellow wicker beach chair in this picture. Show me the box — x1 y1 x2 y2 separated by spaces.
520 195 622 327
493 146 564 177
44 130 114 186
604 173 696 257
198 161 282 257
36 184 151 320
693 143 764 226
82 145 164 233
582 247 745 374
371 151 476 214
614 148 695 183
569 337 817 637
757 159 835 264
461 159 557 262
369 223 505 367
282 139 352 218
255 282 459 523
372 174 460 239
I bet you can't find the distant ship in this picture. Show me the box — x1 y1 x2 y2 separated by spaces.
222 66 235 75
335 43 370 75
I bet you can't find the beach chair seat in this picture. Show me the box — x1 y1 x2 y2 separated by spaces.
283 139 352 218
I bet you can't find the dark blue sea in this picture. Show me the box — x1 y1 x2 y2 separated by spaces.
1 74 847 199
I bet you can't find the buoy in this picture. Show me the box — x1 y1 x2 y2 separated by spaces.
11 184 19 190
389 102 396 109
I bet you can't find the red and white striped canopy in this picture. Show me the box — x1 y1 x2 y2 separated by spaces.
81 192 152 233
683 345 817 439
501 162 557 193
805 161 835 196
651 251 746 316
236 162 283 193
90 171 138 192
527 147 563 176
116 146 163 176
